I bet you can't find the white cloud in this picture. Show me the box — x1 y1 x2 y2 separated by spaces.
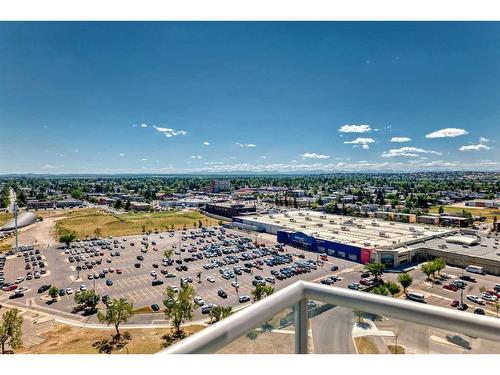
204 161 224 165
203 141 210 146
479 137 490 143
343 137 375 149
190 155 202 159
152 125 188 138
58 154 65 157
140 158 148 161
236 142 256 148
260 156 268 159
119 153 126 157
338 124 371 133
73 149 79 152
425 128 469 138
140 124 148 128
300 152 330 159
41 164 62 169
382 146 442 158
390 137 411 143
459 144 491 152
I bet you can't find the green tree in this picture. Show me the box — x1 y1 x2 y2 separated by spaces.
59 231 77 246
114 199 123 209
93 227 102 238
0 308 23 354
74 290 100 313
196 271 202 283
432 258 446 276
48 285 59 300
397 273 413 295
209 306 232 323
251 284 274 302
353 309 365 325
438 206 444 214
372 285 389 296
421 262 434 281
164 248 173 260
97 298 134 338
163 284 196 336
386 281 401 297
363 262 385 282
124 199 131 211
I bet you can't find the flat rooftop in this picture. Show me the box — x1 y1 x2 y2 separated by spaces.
416 234 500 261
237 210 455 250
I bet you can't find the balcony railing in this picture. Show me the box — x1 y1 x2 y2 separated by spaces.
162 280 500 354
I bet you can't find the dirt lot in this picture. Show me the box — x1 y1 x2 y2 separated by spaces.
55 208 219 238
21 323 204 354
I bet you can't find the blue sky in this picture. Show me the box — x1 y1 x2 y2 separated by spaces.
0 22 499 174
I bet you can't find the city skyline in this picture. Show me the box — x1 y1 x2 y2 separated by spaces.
0 22 499 174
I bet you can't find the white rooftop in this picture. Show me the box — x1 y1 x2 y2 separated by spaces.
237 210 455 249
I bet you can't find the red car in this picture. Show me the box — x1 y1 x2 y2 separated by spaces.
320 255 328 261
360 278 374 286
116 269 122 274
443 284 459 292
450 300 460 307
2 285 17 292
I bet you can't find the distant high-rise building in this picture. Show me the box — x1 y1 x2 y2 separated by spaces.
210 179 231 193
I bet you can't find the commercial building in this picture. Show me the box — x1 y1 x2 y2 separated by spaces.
465 199 500 208
27 200 55 210
205 203 256 218
210 179 231 193
130 202 151 211
233 211 454 267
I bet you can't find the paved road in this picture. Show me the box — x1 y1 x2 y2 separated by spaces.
310 306 356 353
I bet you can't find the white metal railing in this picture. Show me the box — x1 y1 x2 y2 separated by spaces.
162 280 500 354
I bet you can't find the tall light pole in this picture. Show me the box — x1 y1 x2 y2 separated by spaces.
14 202 19 254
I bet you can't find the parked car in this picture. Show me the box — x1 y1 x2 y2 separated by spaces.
443 284 459 292
151 304 160 312
217 289 228 299
239 295 251 303
106 279 113 286
466 295 485 305
474 308 486 315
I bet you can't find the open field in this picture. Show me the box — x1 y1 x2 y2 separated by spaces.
429 205 500 223
21 323 204 354
55 208 219 238
0 212 14 227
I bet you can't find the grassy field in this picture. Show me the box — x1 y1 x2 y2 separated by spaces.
0 211 13 227
55 208 219 238
354 336 379 354
429 205 500 223
22 323 204 354
388 344 405 354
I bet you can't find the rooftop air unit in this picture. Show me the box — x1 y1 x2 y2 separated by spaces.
317 223 323 227
300 225 306 228
332 230 339 234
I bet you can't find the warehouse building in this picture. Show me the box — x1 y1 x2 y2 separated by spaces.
205 203 256 218
233 210 454 267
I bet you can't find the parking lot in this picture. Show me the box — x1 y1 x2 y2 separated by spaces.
0 226 362 323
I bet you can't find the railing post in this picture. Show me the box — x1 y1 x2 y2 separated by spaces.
294 298 308 354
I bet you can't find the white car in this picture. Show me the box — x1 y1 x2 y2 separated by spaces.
194 296 205 306
80 284 87 291
15 277 24 284
150 271 157 277
66 288 74 295
169 285 178 293
467 295 485 305
207 276 215 283
17 286 28 293
482 293 498 302
231 281 240 288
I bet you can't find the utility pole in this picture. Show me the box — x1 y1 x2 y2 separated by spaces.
14 202 19 253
